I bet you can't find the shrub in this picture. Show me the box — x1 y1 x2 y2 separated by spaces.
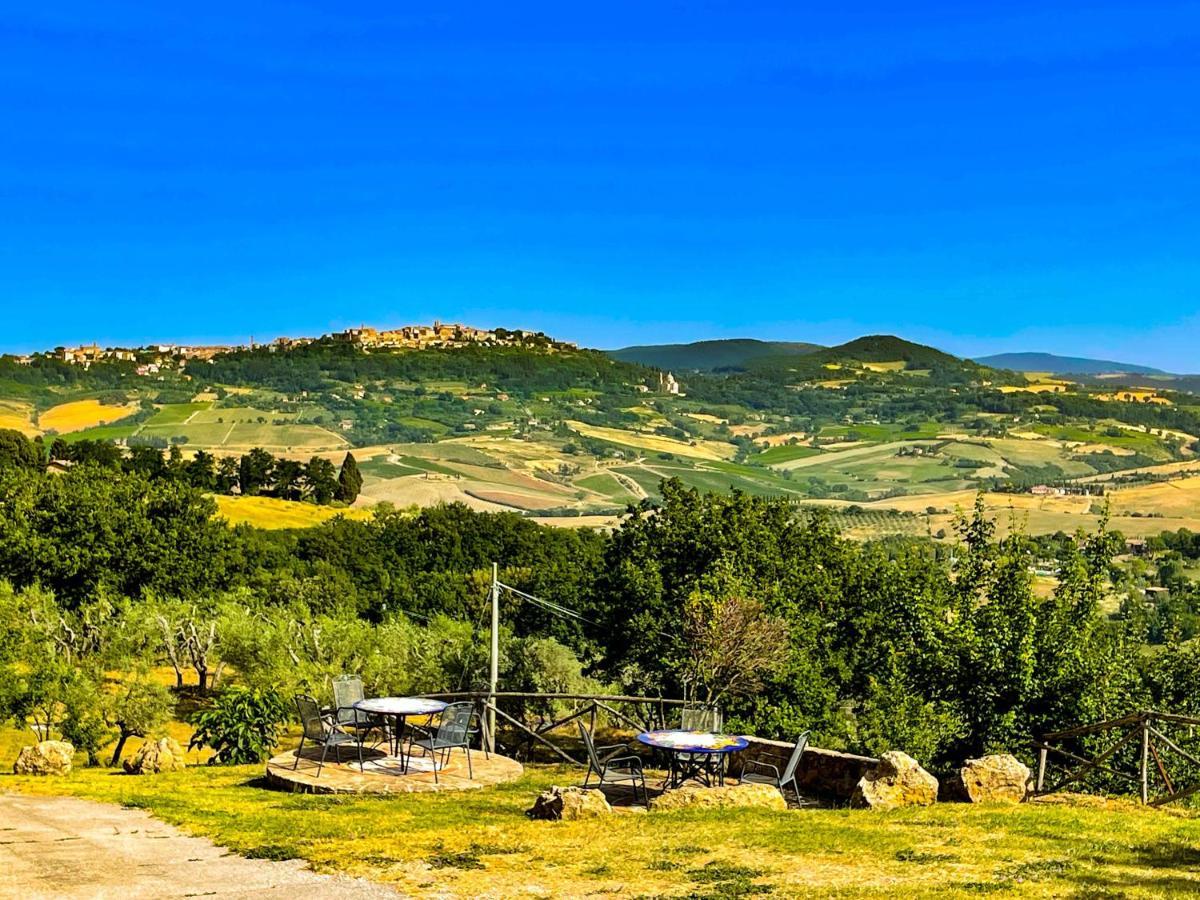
189 686 288 765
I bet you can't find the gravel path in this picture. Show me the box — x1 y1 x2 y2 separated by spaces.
0 792 403 899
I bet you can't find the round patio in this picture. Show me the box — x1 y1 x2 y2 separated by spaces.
265 745 524 795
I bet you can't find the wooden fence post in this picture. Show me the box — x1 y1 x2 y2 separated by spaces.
1036 746 1047 792
1141 718 1150 805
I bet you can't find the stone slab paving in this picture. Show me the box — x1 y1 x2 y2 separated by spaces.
0 792 402 899
266 745 523 794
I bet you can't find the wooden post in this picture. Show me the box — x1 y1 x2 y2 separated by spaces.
1141 720 1150 805
1036 746 1048 792
488 562 499 754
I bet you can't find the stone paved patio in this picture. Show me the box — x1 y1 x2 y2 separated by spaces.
265 744 523 794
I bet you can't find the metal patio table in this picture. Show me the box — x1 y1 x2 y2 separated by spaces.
353 696 447 771
636 729 750 789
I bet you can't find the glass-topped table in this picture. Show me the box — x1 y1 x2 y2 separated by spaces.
637 729 749 788
353 696 447 769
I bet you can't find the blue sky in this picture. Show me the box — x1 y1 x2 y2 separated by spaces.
1 2 1198 368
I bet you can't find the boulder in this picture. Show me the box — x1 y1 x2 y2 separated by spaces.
851 751 938 810
13 740 74 776
651 783 787 813
526 786 612 820
123 737 187 775
955 754 1030 804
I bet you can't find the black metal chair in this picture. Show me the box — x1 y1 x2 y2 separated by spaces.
408 701 475 783
331 674 386 747
292 694 366 775
578 721 648 805
740 731 809 800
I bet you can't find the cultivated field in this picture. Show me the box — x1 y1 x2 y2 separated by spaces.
39 399 139 434
211 495 375 528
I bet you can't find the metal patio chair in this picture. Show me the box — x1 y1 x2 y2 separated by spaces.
578 721 648 805
740 731 809 800
292 694 367 775
331 674 386 747
408 701 475 783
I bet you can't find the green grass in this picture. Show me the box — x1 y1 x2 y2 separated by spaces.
147 402 214 426
6 762 1200 897
750 444 822 465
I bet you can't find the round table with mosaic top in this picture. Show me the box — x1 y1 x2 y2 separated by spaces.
636 729 750 788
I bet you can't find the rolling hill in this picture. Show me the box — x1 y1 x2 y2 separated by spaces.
975 352 1166 376
607 338 822 371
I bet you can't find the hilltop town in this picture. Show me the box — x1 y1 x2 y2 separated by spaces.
9 321 575 375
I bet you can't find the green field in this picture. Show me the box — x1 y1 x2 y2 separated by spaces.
750 443 822 465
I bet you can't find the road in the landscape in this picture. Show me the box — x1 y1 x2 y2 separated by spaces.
0 793 401 899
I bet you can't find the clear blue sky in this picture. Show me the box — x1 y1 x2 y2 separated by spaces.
2 2 1198 368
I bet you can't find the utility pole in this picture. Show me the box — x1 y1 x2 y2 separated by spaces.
488 561 499 753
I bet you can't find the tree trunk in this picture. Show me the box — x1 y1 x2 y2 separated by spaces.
110 732 130 768
197 666 208 692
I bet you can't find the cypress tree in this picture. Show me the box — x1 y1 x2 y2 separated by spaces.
337 451 362 503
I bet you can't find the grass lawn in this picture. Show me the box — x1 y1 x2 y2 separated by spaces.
5 761 1200 897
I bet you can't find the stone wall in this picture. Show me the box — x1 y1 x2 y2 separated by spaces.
728 737 878 801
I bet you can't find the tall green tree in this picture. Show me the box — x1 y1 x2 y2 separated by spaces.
336 452 362 504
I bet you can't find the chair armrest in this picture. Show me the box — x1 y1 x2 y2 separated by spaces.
743 759 781 779
602 755 644 773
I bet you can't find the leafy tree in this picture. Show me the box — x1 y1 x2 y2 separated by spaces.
305 456 338 504
0 429 42 472
238 447 274 496
105 679 173 766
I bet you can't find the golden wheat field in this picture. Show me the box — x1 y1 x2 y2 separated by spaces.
39 399 139 433
211 494 376 528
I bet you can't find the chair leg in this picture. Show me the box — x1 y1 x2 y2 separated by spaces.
317 740 330 778
293 735 305 770
465 744 473 780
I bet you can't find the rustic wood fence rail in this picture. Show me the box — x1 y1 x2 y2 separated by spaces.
419 691 693 766
1034 710 1200 806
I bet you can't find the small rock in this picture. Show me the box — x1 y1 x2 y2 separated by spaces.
124 737 187 775
851 750 938 810
13 741 74 776
955 754 1030 804
651 783 787 812
526 785 612 820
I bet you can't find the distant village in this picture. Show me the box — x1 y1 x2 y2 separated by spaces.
8 321 576 376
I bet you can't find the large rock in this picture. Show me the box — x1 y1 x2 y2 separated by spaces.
955 754 1030 804
526 786 612 820
651 782 787 812
124 737 187 775
13 740 74 776
851 751 938 810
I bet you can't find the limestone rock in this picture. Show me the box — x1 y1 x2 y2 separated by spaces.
124 737 187 775
851 751 938 810
652 782 787 812
526 785 612 820
955 754 1030 804
13 740 74 776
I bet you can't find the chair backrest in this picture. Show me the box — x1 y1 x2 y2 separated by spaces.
780 731 810 783
577 720 603 772
331 675 364 724
681 705 722 733
437 702 473 745
295 694 327 742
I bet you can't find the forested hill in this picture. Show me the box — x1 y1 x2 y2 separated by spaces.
745 334 1013 385
607 338 823 371
975 352 1166 376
